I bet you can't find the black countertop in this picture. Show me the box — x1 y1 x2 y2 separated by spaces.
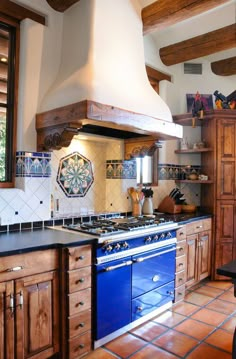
0 227 96 256
0 212 212 257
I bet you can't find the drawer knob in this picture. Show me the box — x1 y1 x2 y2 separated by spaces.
167 291 174 295
76 256 85 261
79 278 85 283
137 306 143 312
79 344 85 349
179 263 184 267
79 322 85 327
79 301 84 306
178 278 183 282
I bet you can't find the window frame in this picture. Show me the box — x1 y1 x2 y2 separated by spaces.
0 15 19 188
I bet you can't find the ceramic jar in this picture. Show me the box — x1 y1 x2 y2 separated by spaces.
142 197 153 215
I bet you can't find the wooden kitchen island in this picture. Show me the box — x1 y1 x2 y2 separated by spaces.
217 261 236 359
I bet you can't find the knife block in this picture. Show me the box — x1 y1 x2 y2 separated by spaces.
157 196 182 214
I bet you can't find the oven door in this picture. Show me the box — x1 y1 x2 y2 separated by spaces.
132 243 176 321
95 257 132 340
132 243 176 298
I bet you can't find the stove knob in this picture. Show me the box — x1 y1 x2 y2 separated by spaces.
159 233 165 240
122 242 129 249
166 231 172 238
106 245 113 252
145 236 152 243
114 243 121 250
153 234 159 241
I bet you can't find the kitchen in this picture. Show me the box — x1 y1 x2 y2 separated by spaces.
0 0 236 358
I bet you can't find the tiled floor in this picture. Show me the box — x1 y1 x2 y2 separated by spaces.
85 279 236 358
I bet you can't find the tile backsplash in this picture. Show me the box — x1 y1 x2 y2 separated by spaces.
0 137 201 226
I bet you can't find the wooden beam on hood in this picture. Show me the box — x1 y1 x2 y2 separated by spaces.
0 0 45 25
142 0 231 35
159 24 236 66
46 0 80 12
211 56 236 76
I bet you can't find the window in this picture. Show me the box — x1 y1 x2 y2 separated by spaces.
136 150 158 186
0 19 19 187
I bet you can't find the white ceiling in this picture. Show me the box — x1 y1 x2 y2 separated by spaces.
140 0 236 64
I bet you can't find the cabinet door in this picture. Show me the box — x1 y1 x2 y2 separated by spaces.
214 200 236 279
15 271 59 359
0 281 14 359
198 230 211 281
185 234 198 288
217 120 236 199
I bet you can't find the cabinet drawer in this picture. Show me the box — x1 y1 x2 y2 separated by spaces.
177 226 186 241
68 267 91 293
175 270 185 287
69 310 91 339
186 220 203 235
202 218 211 231
176 241 186 257
176 256 185 273
67 245 92 270
175 285 185 302
69 288 91 316
68 331 91 359
0 249 58 282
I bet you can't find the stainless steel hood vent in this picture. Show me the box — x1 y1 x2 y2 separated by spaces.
36 0 183 151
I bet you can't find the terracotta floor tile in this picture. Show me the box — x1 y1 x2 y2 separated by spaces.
130 321 168 341
184 292 213 306
152 329 199 357
153 310 187 328
205 328 233 353
174 318 214 340
206 299 236 315
104 333 146 358
84 348 118 358
218 291 236 303
186 342 232 359
205 281 233 290
191 307 228 326
129 344 179 359
194 285 224 298
220 316 236 333
171 301 199 316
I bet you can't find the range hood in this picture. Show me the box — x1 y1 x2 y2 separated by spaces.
36 0 183 151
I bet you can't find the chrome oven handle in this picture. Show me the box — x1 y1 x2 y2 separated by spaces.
133 247 176 263
104 260 133 272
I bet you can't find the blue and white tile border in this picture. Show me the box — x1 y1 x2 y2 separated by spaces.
106 159 136 179
16 151 51 177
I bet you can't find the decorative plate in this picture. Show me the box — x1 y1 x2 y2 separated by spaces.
57 152 94 197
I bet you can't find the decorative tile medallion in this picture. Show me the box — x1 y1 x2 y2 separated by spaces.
57 152 94 197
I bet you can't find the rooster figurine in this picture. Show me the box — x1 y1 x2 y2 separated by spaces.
191 91 204 127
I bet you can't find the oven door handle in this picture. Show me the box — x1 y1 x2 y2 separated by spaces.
104 260 133 272
133 247 176 263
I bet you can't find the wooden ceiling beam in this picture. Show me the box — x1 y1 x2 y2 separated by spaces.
211 56 236 76
142 0 231 35
159 24 236 66
46 0 80 12
0 0 45 25
146 65 171 82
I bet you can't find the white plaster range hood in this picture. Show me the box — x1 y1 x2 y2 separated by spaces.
36 0 183 151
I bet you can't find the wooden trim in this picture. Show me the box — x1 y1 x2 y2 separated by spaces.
211 56 236 76
142 0 230 35
46 0 80 12
173 109 236 126
0 0 45 25
160 24 236 66
146 65 171 82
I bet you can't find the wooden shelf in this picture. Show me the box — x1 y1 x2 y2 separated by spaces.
175 148 213 154
175 180 213 184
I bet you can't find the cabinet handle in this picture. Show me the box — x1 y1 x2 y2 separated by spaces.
78 278 85 283
178 263 184 267
6 266 24 272
177 247 184 251
76 256 85 261
75 344 85 351
78 301 84 306
10 294 14 313
196 225 202 229
137 306 143 312
178 278 183 282
79 322 85 328
19 291 23 309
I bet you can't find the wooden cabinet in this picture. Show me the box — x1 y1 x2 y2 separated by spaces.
0 249 59 359
61 245 92 359
175 226 186 302
185 219 212 288
216 120 236 199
